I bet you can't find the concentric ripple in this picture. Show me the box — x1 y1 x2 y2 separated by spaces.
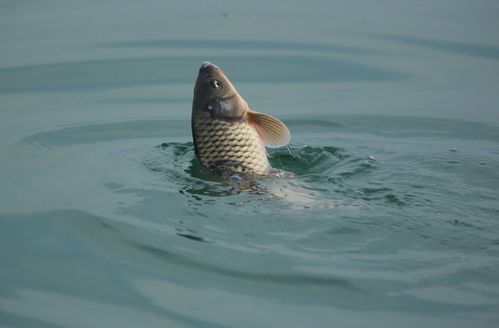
4 114 499 328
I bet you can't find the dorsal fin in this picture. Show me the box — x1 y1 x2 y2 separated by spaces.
247 110 290 148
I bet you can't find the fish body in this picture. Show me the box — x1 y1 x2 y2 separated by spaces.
191 62 290 176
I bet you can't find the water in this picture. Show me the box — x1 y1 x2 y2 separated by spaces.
1 1 499 327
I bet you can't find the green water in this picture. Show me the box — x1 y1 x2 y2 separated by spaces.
1 1 499 327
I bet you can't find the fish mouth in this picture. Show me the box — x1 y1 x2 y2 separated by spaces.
199 61 221 73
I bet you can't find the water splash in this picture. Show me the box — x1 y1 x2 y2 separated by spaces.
144 142 372 210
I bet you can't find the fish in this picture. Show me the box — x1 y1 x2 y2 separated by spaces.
191 61 290 178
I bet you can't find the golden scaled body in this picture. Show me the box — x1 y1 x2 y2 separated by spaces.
192 112 270 175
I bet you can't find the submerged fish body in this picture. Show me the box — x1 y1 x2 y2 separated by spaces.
191 62 290 176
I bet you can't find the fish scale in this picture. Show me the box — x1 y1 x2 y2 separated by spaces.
192 112 270 175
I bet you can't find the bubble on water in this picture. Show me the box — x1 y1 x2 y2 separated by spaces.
271 169 295 179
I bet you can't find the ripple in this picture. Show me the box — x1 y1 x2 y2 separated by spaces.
19 117 457 213
269 145 349 176
19 115 495 222
0 55 407 94
154 142 351 183
132 242 357 290
373 34 499 60
104 39 381 56
21 120 188 147
145 142 373 211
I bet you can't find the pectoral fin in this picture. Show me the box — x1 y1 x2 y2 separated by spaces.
247 110 290 148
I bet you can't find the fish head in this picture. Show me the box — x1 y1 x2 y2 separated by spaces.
192 61 248 120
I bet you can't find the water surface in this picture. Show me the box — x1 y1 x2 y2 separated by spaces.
1 1 499 327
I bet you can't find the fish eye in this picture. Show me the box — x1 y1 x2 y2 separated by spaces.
210 79 223 90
